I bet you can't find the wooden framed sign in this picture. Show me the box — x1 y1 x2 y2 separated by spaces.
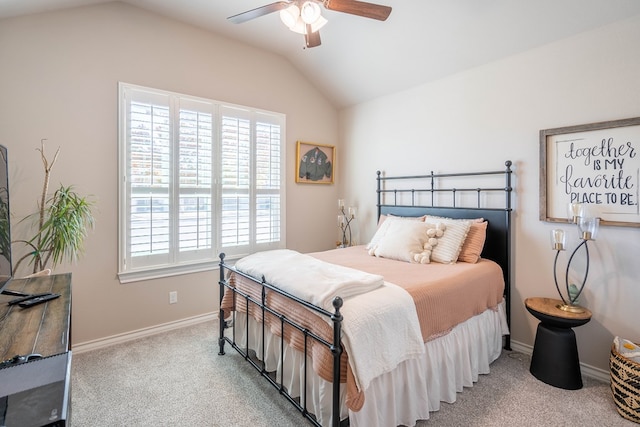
540 117 640 227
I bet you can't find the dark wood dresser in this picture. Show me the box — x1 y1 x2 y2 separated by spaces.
0 273 72 426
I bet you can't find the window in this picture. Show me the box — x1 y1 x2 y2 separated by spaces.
118 83 285 282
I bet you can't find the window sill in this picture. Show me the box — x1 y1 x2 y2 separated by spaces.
118 261 219 284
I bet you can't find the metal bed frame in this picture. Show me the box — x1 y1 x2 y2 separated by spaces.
218 160 513 427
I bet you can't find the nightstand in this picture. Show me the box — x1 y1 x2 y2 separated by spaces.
525 297 592 390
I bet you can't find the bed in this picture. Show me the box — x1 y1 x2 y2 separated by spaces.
218 161 513 427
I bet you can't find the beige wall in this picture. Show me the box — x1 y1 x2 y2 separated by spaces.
338 15 640 373
2 1 638 376
0 3 339 344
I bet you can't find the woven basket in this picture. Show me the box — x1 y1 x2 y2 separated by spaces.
610 343 640 424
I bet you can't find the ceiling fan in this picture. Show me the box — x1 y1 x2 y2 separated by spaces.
228 0 392 48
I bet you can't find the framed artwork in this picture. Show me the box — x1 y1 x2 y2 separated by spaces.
295 141 335 184
540 116 640 227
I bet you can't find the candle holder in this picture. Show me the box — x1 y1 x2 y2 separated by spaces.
551 203 600 314
337 199 356 248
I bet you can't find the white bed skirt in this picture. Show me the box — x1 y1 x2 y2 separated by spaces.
227 301 509 427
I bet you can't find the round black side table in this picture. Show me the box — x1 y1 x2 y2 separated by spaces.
525 297 592 390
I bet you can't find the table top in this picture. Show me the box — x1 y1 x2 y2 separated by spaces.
525 297 592 321
0 273 71 362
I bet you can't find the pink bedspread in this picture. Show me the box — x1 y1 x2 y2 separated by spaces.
310 246 505 342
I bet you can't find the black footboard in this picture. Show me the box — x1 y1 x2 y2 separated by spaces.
218 253 345 427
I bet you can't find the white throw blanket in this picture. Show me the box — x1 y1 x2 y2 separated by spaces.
233 249 384 311
233 249 425 392
339 282 425 391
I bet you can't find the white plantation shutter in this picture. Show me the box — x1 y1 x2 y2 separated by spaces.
119 83 285 281
254 115 282 245
220 108 251 248
218 107 283 257
126 91 172 269
177 99 214 262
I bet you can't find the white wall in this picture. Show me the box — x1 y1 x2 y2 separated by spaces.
338 15 640 372
0 3 339 344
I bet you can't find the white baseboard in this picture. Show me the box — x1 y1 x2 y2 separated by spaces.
72 312 218 354
510 339 610 383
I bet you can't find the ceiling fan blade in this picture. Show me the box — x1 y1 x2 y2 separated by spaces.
228 1 292 24
324 0 392 21
305 25 321 48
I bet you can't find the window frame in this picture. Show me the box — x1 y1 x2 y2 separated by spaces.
118 82 286 283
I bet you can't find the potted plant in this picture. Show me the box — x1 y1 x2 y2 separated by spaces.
12 140 95 275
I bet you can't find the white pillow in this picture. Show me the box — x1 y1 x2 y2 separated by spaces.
370 220 430 263
366 214 424 251
366 217 392 251
429 218 471 264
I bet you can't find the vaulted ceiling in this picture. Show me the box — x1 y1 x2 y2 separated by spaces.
2 0 640 108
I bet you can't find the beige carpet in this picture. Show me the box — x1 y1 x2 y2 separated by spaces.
71 320 635 426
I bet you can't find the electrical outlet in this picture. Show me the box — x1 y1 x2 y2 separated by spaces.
169 291 178 304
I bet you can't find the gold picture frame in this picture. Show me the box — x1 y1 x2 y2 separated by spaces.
295 141 335 184
540 116 640 227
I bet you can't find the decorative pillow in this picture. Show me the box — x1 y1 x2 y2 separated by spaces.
429 218 471 264
369 220 432 263
412 223 445 264
366 214 426 250
366 217 393 250
458 221 488 263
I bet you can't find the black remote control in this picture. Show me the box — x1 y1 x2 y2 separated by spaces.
18 293 60 308
8 293 54 305
1 290 30 297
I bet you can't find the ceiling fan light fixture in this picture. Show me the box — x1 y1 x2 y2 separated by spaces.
288 18 305 34
229 0 392 48
279 4 300 29
300 1 322 24
280 2 327 35
287 14 327 34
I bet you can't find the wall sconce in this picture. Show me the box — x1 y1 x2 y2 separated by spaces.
337 199 356 248
280 1 328 35
551 203 600 314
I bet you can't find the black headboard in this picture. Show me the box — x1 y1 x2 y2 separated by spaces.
376 161 513 349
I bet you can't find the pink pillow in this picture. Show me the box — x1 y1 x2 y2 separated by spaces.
458 221 487 263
